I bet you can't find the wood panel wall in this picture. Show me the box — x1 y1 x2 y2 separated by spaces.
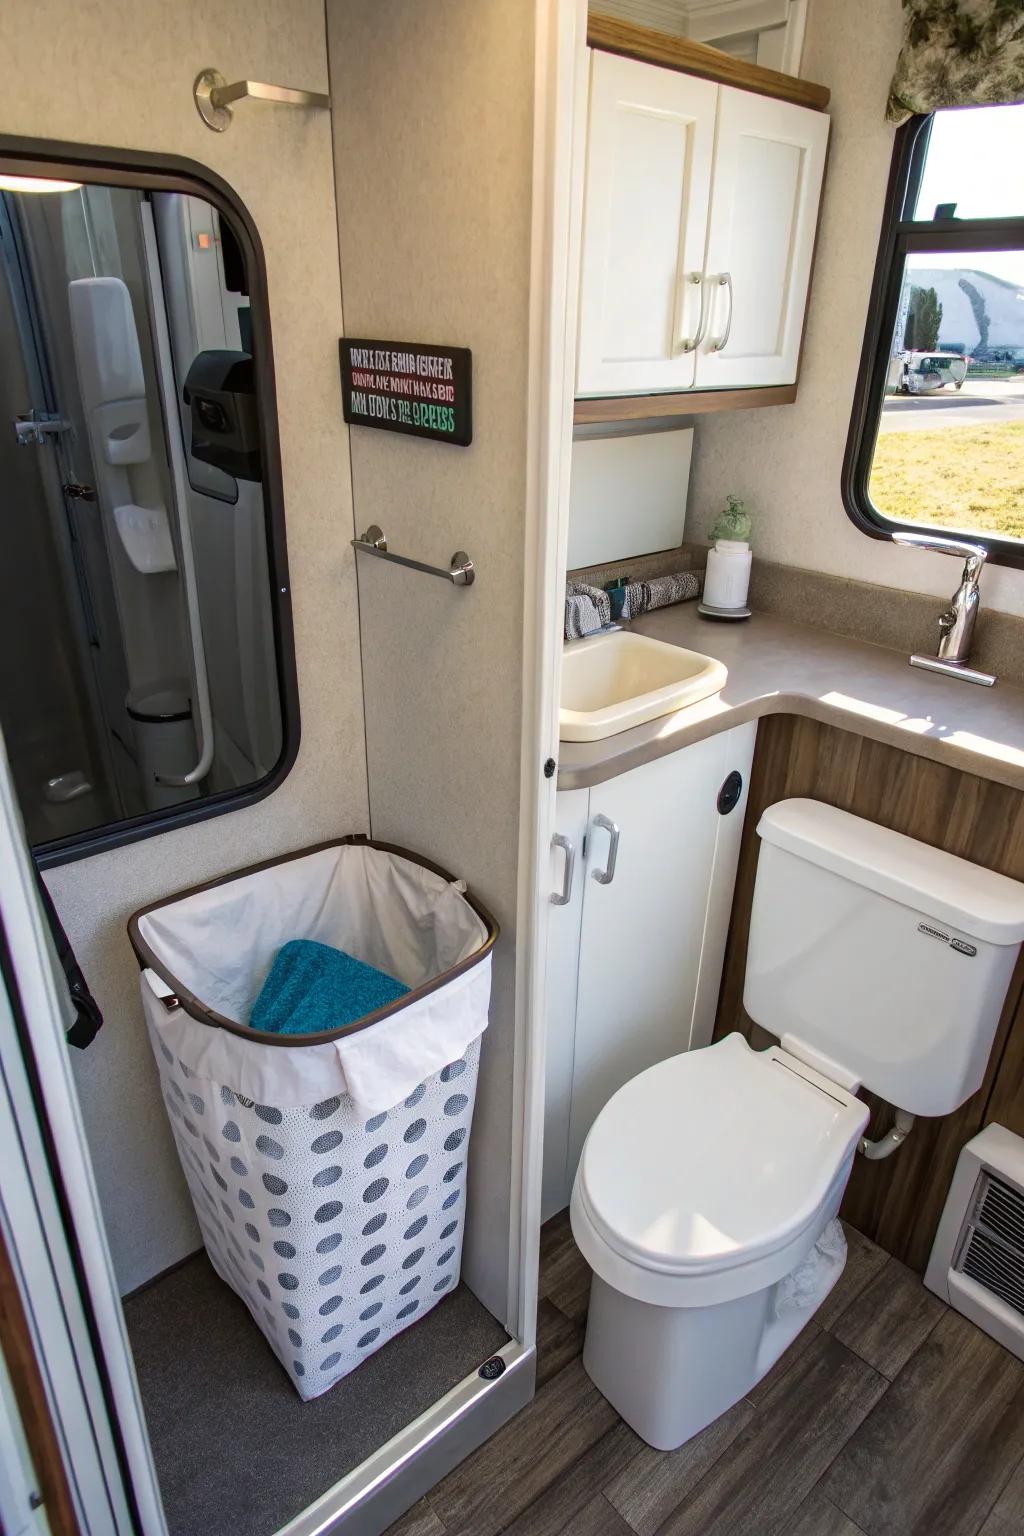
714 714 1024 1274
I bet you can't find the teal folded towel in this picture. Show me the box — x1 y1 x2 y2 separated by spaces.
249 939 409 1037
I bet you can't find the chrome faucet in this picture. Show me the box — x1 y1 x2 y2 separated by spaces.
891 531 995 686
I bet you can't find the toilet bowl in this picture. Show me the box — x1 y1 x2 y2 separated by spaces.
571 797 1024 1450
570 1034 868 1448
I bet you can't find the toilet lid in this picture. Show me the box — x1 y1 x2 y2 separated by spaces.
576 1033 869 1278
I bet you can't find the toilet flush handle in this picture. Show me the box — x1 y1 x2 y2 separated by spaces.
591 814 620 885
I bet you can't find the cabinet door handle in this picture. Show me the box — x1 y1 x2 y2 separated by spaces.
550 833 575 905
709 272 734 353
590 814 620 885
676 271 707 354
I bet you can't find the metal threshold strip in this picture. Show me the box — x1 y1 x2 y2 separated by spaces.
276 1340 532 1536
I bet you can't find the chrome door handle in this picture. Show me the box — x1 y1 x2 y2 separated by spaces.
676 272 708 354
550 833 575 906
709 272 734 353
590 814 620 885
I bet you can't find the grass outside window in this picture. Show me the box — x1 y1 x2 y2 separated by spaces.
870 421 1024 542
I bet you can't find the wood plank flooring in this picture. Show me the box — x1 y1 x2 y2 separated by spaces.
387 1214 1024 1536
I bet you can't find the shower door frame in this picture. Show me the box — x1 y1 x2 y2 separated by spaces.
0 730 162 1536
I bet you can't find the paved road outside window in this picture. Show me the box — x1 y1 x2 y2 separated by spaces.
878 378 1024 433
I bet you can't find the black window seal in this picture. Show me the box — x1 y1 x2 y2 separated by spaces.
0 134 300 868
842 111 1024 571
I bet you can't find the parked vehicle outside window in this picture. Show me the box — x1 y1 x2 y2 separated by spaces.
887 350 970 394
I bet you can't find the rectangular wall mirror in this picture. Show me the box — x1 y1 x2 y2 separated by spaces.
0 143 297 864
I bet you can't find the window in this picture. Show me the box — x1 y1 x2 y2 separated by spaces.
844 104 1024 563
0 138 298 865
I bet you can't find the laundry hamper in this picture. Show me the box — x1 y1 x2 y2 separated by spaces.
128 836 498 1401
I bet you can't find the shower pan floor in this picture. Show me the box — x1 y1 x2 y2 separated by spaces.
124 1252 509 1536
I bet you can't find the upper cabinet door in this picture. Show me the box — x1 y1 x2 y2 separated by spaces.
576 52 717 397
695 88 829 389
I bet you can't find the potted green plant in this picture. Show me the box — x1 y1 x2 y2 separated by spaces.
708 494 752 544
701 494 753 619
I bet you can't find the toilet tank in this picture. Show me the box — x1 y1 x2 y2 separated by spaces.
744 799 1024 1116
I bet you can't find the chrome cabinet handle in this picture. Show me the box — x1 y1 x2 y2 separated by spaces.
550 833 575 906
676 272 708 354
590 814 620 885
709 272 734 353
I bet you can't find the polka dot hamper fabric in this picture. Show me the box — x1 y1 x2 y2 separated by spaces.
148 1021 481 1401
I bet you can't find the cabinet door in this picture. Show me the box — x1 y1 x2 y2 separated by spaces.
694 88 828 390
567 728 750 1179
542 788 589 1222
576 51 716 397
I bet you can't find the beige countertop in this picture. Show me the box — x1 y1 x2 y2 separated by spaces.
557 604 1024 793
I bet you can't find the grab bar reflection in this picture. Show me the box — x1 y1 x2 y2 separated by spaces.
351 525 475 588
140 204 215 788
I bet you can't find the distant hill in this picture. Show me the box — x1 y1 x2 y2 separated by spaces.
908 267 1024 355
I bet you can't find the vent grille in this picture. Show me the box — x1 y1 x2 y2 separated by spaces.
955 1173 1024 1318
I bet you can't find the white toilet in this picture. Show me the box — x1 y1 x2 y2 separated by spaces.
570 797 1024 1450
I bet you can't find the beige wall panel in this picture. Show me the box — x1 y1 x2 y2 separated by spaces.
0 0 368 1290
685 0 1024 617
327 0 534 1320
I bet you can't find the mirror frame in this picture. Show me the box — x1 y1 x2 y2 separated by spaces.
0 134 300 868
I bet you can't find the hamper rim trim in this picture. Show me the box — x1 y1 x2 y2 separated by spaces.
126 834 499 1046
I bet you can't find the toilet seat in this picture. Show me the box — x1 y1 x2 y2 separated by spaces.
571 1033 869 1308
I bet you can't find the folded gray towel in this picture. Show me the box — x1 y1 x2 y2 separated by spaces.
619 569 702 620
564 582 612 640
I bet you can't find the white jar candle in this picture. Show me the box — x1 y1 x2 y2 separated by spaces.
703 539 752 611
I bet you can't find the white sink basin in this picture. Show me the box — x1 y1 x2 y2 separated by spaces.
560 629 727 742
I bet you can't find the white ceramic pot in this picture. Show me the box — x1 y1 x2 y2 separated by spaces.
704 540 752 611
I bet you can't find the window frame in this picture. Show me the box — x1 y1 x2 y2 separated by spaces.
0 134 300 868
842 111 1024 570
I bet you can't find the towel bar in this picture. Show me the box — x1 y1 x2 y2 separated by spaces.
194 70 331 132
351 525 475 588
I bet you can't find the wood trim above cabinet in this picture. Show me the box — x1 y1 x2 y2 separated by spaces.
587 13 830 112
574 384 797 424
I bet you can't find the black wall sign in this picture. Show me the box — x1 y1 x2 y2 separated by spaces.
339 338 472 447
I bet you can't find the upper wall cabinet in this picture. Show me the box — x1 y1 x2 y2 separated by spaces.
696 87 829 390
576 55 717 396
576 49 829 400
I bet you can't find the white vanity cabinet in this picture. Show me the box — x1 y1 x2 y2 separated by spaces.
542 721 757 1221
575 48 829 398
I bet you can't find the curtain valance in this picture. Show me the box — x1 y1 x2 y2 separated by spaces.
887 0 1024 123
